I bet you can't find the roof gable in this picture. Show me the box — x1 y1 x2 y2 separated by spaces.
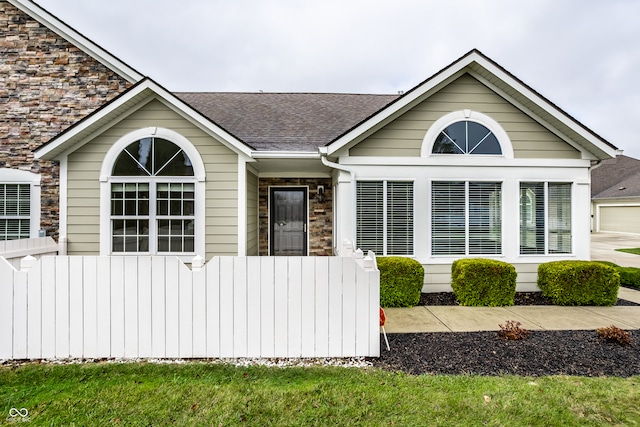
7 0 143 83
326 49 618 160
34 79 253 160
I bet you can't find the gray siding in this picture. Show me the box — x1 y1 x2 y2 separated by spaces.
349 74 580 159
423 262 540 293
66 99 239 257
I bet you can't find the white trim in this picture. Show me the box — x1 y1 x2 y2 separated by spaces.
421 110 514 159
337 156 590 168
238 157 247 256
326 50 617 160
251 151 321 159
0 169 42 238
59 157 68 239
99 127 206 182
35 80 253 161
99 129 206 258
7 0 142 83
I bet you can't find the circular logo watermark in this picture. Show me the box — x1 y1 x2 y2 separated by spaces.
7 408 30 423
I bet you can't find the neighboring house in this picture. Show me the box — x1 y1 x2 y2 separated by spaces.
591 155 640 234
3 0 619 292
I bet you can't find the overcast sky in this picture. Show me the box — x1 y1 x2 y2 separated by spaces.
35 0 640 158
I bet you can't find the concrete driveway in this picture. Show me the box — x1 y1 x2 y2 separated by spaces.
591 232 640 267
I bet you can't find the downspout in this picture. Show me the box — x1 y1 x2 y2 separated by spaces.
319 147 357 254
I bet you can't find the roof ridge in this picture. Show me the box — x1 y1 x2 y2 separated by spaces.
174 91 399 96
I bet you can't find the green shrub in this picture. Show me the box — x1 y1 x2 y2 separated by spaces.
537 261 620 306
594 261 640 289
451 258 517 306
378 257 424 307
617 267 640 289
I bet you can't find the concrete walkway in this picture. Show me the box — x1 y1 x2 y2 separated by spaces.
591 232 640 268
384 233 640 333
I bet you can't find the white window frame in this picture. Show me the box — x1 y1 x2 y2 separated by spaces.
431 180 503 257
421 110 514 159
99 127 206 260
519 181 573 255
356 180 414 256
0 169 41 239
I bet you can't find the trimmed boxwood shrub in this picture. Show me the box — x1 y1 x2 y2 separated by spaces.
451 258 517 306
538 260 620 306
595 261 640 290
378 257 424 307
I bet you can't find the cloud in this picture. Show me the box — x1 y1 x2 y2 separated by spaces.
35 0 640 156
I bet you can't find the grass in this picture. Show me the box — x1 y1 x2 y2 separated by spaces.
1 362 640 426
616 248 640 256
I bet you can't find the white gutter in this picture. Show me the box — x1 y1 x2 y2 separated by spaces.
319 147 358 253
251 151 320 159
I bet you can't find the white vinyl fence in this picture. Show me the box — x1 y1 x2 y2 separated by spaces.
0 250 380 360
0 236 59 268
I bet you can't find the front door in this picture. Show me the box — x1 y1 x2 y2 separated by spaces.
270 187 307 256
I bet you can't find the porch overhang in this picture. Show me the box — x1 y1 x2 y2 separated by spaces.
251 151 331 176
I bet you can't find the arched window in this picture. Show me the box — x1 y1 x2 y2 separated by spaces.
421 110 513 159
101 128 205 257
432 121 501 155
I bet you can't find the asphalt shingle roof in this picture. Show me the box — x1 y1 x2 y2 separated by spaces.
175 92 399 151
592 155 640 199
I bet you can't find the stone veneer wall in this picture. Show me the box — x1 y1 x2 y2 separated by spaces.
0 2 132 238
259 177 333 256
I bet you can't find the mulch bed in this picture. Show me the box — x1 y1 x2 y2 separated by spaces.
419 291 640 307
370 330 640 376
369 290 640 376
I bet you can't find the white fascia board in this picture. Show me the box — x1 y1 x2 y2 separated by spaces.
150 89 254 159
35 80 254 161
467 56 618 159
251 151 321 160
327 63 469 157
34 82 155 160
338 156 591 169
328 50 617 160
8 0 143 83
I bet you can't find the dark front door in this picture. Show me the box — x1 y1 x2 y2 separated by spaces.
270 187 307 256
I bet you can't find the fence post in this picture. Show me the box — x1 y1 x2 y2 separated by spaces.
58 236 68 255
191 255 204 271
342 239 353 257
363 251 376 270
20 255 36 272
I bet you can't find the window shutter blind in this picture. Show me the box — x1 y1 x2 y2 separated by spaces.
468 182 501 254
519 182 545 254
548 183 571 254
0 184 31 240
432 181 465 255
387 181 413 255
356 181 383 254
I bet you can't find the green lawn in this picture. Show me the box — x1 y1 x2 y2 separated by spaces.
1 362 639 426
616 248 640 256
